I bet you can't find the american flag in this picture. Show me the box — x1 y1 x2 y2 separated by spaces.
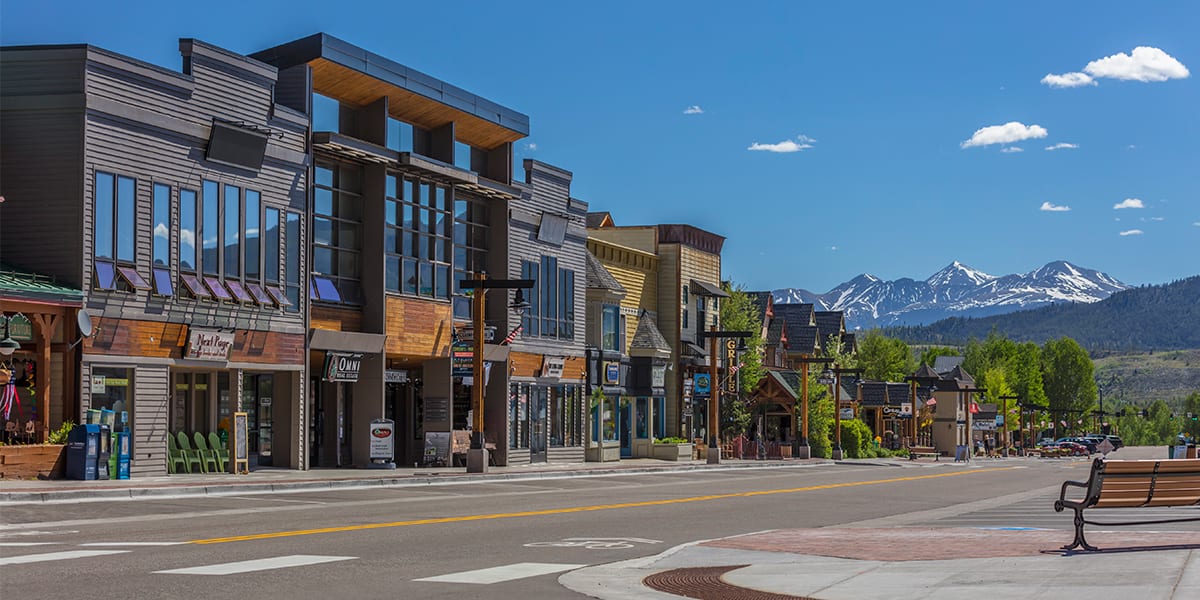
501 324 523 345
729 362 744 374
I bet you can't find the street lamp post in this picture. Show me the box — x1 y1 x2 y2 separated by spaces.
794 354 833 459
457 274 534 474
825 365 862 460
698 327 750 464
998 395 1019 458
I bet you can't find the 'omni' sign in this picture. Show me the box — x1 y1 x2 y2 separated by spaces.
324 352 363 382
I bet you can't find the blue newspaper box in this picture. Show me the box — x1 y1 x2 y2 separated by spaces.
66 424 102 480
96 424 112 480
114 431 131 479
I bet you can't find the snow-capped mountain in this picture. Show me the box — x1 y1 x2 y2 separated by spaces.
772 261 1129 329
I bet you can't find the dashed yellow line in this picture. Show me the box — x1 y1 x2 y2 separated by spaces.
190 466 1019 544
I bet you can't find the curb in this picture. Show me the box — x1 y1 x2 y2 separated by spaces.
0 460 835 504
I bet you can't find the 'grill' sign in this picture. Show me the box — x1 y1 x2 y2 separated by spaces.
324 352 363 382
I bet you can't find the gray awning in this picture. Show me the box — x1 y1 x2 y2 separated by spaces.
309 329 386 354
682 341 708 356
690 279 729 298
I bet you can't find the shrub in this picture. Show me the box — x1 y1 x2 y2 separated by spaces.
47 421 75 445
654 437 690 444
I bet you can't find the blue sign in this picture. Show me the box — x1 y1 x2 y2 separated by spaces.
604 362 620 384
693 373 711 396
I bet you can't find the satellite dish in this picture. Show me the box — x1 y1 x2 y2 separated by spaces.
77 310 94 338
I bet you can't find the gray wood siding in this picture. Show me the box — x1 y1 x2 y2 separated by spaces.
78 43 308 337
507 163 587 358
0 45 86 285
547 446 584 463
132 365 169 477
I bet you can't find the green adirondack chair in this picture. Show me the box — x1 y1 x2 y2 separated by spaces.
208 432 231 473
166 433 187 474
175 431 205 473
195 431 224 473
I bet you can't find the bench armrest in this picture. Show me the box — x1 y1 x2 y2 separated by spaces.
1055 479 1089 511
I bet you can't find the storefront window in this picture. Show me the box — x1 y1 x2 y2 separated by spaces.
636 397 649 439
90 367 132 433
603 396 618 442
509 384 529 449
654 397 666 440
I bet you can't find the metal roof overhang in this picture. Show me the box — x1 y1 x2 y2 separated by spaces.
309 57 526 149
690 279 729 298
312 133 519 200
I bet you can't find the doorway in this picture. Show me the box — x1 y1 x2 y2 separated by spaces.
529 387 547 463
243 373 274 466
619 400 632 458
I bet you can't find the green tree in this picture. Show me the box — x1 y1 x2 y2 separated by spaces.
717 284 765 438
1041 337 1097 436
808 389 834 458
1008 341 1048 408
857 331 916 382
978 366 1016 437
918 346 959 367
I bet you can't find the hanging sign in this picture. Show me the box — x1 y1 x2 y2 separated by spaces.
604 362 620 384
323 352 363 382
651 365 666 388
452 341 473 377
693 373 711 398
541 356 565 379
6 314 33 341
385 369 407 383
724 339 738 393
185 329 235 361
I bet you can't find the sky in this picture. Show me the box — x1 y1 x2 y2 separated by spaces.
2 1 1197 292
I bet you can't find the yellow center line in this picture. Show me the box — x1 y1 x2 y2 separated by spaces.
191 466 1019 544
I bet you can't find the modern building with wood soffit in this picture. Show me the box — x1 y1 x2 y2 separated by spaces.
251 33 531 469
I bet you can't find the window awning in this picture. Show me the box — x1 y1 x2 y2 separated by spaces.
690 279 729 298
682 341 708 356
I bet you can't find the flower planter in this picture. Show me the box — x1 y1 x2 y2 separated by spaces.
0 444 68 479
651 443 694 461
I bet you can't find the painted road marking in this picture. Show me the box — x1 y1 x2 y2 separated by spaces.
191 467 1019 545
0 542 60 547
79 542 188 547
414 562 586 584
155 554 355 575
524 537 662 549
0 550 130 566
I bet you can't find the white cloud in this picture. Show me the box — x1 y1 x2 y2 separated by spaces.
1001 146 1024 153
748 134 817 153
683 105 704 115
154 223 169 239
960 122 1048 148
1149 217 1165 221
1041 72 1095 88
1127 145 1137 150
1040 202 1071 212
830 246 839 251
180 229 195 249
1113 198 1144 209
1193 222 1200 227
1045 142 1079 151
525 142 538 151
1119 229 1144 236
1084 46 1190 82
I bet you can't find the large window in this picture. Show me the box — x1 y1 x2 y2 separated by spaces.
92 171 138 291
264 207 279 283
285 211 301 310
180 189 197 272
312 93 340 133
312 163 362 304
223 185 241 278
385 174 450 300
244 190 260 280
152 183 173 296
696 296 706 335
453 193 490 319
521 256 575 340
202 180 219 275
386 117 414 153
601 305 621 351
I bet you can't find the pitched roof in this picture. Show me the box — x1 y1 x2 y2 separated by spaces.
774 303 814 326
814 311 845 346
933 355 964 374
747 291 773 322
887 383 911 405
842 332 857 354
945 364 976 386
790 325 819 355
912 364 941 380
630 310 671 354
766 318 786 346
860 381 888 406
586 212 613 228
0 265 84 305
584 252 626 295
769 370 803 400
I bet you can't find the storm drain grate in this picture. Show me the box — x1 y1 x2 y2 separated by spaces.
642 565 817 600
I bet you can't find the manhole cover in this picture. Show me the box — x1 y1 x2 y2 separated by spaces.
642 565 816 600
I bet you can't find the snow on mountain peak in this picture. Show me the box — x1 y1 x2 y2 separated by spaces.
926 261 995 287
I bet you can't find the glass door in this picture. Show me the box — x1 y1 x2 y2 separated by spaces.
242 374 274 466
529 387 547 462
619 399 632 458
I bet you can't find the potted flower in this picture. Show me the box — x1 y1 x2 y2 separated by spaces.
651 437 694 461
0 421 72 479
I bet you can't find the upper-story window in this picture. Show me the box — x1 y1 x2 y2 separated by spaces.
601 304 621 352
151 183 174 296
453 193 490 319
386 173 451 300
92 171 144 292
312 162 363 305
312 93 340 133
202 180 220 275
696 296 706 335
454 140 480 173
179 188 197 272
386 117 414 153
682 284 689 305
519 255 575 341
284 211 301 311
223 185 241 278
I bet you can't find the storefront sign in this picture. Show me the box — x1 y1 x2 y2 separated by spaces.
90 375 107 393
604 362 620 384
6 314 33 341
651 365 666 388
900 402 913 416
541 356 565 379
385 369 407 383
185 329 235 361
369 418 395 462
840 407 855 420
452 342 473 377
724 339 738 393
323 352 363 382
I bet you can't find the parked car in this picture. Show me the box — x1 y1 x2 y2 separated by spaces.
1054 441 1089 456
1105 435 1124 449
1056 437 1097 454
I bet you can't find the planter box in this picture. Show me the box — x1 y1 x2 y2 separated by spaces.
651 443 694 461
0 444 67 479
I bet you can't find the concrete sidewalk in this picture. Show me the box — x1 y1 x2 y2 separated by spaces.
562 526 1200 599
0 456 854 504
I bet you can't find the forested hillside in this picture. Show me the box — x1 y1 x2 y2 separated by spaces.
887 276 1200 351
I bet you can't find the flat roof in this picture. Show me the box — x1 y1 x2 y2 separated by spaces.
251 33 529 147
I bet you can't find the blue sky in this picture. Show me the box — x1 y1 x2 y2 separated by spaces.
3 1 1196 292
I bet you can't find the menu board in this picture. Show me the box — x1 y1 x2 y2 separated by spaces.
232 412 250 474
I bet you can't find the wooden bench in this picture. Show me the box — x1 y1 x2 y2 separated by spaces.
908 446 939 461
1054 458 1200 551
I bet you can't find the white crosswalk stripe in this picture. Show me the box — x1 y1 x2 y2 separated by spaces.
414 562 587 584
0 550 129 566
154 554 355 575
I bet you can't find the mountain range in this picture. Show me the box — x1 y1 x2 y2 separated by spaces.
772 261 1128 329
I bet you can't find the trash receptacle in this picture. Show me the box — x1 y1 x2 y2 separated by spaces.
66 424 101 480
1188 444 1197 459
96 424 111 480
114 431 131 479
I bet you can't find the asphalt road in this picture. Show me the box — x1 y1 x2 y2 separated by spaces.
2 448 1189 599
